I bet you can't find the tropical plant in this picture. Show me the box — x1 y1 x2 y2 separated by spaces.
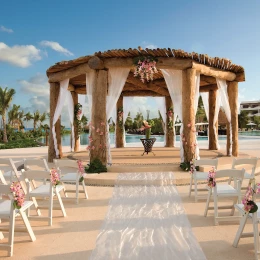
32 111 40 131
24 112 33 128
85 158 107 174
39 112 47 128
134 111 144 129
238 111 249 128
0 87 16 142
81 115 88 129
196 96 207 123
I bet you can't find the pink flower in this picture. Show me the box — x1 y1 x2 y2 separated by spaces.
91 146 95 150
187 123 191 128
92 126 95 130
100 132 104 135
96 128 100 133
101 122 105 126
87 145 91 150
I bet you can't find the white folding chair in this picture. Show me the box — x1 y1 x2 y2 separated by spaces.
0 184 36 257
229 157 259 188
0 159 22 184
189 158 218 202
54 159 88 204
22 169 66 226
204 169 245 225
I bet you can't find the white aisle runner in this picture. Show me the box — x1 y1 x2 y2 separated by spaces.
90 172 206 260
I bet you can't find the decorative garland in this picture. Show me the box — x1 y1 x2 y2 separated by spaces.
77 160 86 182
167 107 173 131
117 107 124 131
207 167 216 188
10 182 25 209
242 179 260 213
50 169 61 187
74 103 83 138
133 56 158 83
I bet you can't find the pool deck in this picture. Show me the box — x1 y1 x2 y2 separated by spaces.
0 137 260 259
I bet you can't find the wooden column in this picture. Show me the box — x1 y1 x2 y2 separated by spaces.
165 96 174 147
71 91 80 152
48 82 62 162
116 95 124 148
182 68 196 162
208 89 218 150
226 124 231 156
228 81 239 156
90 70 107 164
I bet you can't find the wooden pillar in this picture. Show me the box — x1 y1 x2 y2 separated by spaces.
48 82 62 162
226 124 231 156
116 95 124 148
90 70 107 164
228 81 239 156
182 68 196 162
165 96 174 147
71 91 80 152
208 89 218 150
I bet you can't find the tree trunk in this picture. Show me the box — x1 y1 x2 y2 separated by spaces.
2 115 8 143
182 69 196 162
165 96 174 147
116 96 124 148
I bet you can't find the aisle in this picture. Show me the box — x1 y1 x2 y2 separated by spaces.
90 172 206 260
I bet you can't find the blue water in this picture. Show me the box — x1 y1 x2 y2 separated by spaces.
38 131 260 146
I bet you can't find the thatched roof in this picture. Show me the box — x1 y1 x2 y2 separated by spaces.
47 47 244 75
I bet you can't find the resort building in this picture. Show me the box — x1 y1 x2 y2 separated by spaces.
240 100 260 117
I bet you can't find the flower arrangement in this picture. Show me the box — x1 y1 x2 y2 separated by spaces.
190 159 196 174
77 160 86 182
133 56 158 83
10 182 25 209
207 167 216 188
242 179 260 213
74 103 83 138
50 168 61 187
117 107 124 131
167 107 174 131
139 120 152 139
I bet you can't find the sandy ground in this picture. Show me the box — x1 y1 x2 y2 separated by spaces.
0 137 259 259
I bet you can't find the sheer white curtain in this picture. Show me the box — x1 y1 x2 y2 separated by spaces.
52 79 75 157
200 92 209 120
216 78 232 155
123 97 134 146
161 69 184 161
106 68 130 164
155 97 166 146
194 73 200 160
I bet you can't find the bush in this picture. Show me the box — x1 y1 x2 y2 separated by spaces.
0 139 40 149
85 158 107 174
180 162 199 172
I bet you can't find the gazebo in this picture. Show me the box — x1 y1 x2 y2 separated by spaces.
46 47 245 164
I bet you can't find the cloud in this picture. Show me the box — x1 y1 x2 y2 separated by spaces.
0 42 41 67
40 40 73 56
141 41 157 49
0 25 13 33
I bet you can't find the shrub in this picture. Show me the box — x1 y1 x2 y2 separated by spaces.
85 158 107 174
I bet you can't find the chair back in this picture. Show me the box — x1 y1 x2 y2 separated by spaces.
232 157 258 176
0 183 11 196
24 158 50 171
22 169 50 181
194 158 218 170
54 159 78 170
0 158 12 173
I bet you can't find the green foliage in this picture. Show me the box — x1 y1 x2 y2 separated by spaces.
0 139 40 149
196 96 207 123
238 111 249 128
145 128 151 139
151 117 164 134
180 162 199 172
74 103 82 138
85 158 107 174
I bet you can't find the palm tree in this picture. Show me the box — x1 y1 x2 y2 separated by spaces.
24 112 33 129
32 111 40 131
8 104 24 131
0 87 16 143
81 114 88 129
39 112 47 128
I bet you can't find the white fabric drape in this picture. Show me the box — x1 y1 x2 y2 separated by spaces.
155 97 167 146
200 92 209 121
194 73 200 160
216 78 232 155
161 69 184 161
123 97 134 146
106 68 130 164
52 79 75 156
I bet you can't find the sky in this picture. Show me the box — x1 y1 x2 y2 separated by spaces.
0 0 260 127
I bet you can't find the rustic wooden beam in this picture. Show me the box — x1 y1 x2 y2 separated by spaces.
115 96 124 148
90 70 107 164
234 72 245 82
74 86 86 94
165 96 174 147
67 84 75 92
192 62 236 81
48 63 92 83
208 89 218 150
228 81 239 156
88 56 104 70
200 75 216 85
71 91 80 152
48 82 62 162
199 84 218 92
122 90 164 97
182 68 196 162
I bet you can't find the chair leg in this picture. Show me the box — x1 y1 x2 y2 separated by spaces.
233 212 248 247
76 180 79 204
253 213 260 259
62 182 68 198
214 195 219 225
48 195 53 226
20 210 36 241
204 191 211 217
56 192 67 217
82 181 88 199
31 197 41 216
188 175 193 197
194 179 198 202
230 197 237 216
228 177 232 185
8 209 15 257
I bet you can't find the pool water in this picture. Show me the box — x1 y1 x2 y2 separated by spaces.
38 132 260 146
